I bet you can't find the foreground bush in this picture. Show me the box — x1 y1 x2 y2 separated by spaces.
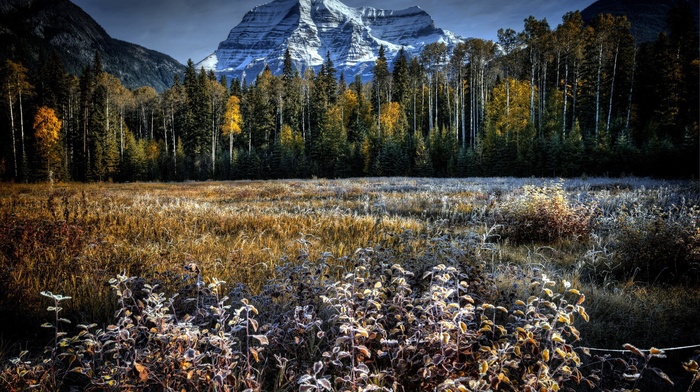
497 182 598 244
3 238 685 392
608 201 700 284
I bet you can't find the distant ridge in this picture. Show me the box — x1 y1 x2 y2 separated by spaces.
581 0 699 42
0 0 184 91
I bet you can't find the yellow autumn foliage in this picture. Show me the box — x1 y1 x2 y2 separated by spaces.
487 78 531 139
33 106 62 178
379 101 407 141
222 95 242 137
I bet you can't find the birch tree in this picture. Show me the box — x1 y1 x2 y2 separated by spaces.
3 60 33 180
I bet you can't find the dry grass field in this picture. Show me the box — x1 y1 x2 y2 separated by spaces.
1 178 698 391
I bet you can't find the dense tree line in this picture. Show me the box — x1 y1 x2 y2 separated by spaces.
1 6 697 182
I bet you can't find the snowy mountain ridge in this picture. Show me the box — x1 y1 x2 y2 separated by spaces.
197 0 462 82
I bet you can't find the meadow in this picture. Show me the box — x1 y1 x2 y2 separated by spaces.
0 178 698 391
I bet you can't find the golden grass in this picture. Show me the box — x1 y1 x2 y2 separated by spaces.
0 178 698 357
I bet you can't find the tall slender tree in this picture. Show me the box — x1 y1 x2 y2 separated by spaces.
33 106 63 182
2 60 33 180
373 45 390 139
222 95 242 165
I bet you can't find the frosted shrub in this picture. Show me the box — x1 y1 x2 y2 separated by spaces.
608 201 700 284
497 182 598 244
0 231 688 391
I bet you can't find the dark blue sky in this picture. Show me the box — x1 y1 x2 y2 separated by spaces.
72 0 595 64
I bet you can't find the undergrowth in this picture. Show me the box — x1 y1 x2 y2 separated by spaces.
1 178 698 390
1 236 694 391
496 182 598 244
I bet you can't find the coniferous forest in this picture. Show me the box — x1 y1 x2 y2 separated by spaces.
1 8 698 183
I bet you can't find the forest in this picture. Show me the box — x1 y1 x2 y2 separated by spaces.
1 7 698 183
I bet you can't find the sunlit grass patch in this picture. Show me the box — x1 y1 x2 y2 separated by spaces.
0 177 698 390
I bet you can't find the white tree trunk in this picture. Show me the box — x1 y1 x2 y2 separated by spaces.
625 47 637 133
562 62 569 138
606 44 619 132
595 43 603 141
7 85 17 178
19 88 26 177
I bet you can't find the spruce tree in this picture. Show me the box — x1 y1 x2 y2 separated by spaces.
392 47 410 107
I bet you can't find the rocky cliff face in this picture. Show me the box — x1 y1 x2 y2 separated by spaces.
197 0 461 82
0 0 183 91
581 0 699 43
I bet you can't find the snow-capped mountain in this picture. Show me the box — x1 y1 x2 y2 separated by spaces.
197 0 462 82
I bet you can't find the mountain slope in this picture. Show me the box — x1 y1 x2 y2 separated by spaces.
198 0 461 82
0 0 184 91
581 0 699 42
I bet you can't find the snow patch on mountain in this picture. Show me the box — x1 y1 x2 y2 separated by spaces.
196 0 462 82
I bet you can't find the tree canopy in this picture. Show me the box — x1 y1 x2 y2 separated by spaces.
0 6 697 182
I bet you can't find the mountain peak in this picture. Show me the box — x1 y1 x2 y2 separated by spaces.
0 0 183 90
581 0 700 42
198 0 460 82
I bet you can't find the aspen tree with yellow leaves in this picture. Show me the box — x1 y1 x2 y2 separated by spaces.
33 106 62 181
222 95 242 164
378 102 408 143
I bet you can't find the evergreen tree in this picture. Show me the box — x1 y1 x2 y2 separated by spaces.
372 45 390 139
182 60 210 168
392 47 410 107
91 73 122 181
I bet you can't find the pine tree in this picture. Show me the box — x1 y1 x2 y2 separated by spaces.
91 73 123 181
392 47 410 107
373 45 390 139
183 60 210 160
321 52 338 105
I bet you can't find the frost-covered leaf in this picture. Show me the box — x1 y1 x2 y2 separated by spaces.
318 378 332 390
354 363 370 374
683 360 698 372
355 326 369 338
249 318 259 332
651 367 674 385
298 375 313 384
459 321 467 334
313 361 323 375
623 373 641 381
134 362 148 382
479 361 488 375
356 345 371 358
577 307 589 322
249 347 260 362
623 343 644 357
